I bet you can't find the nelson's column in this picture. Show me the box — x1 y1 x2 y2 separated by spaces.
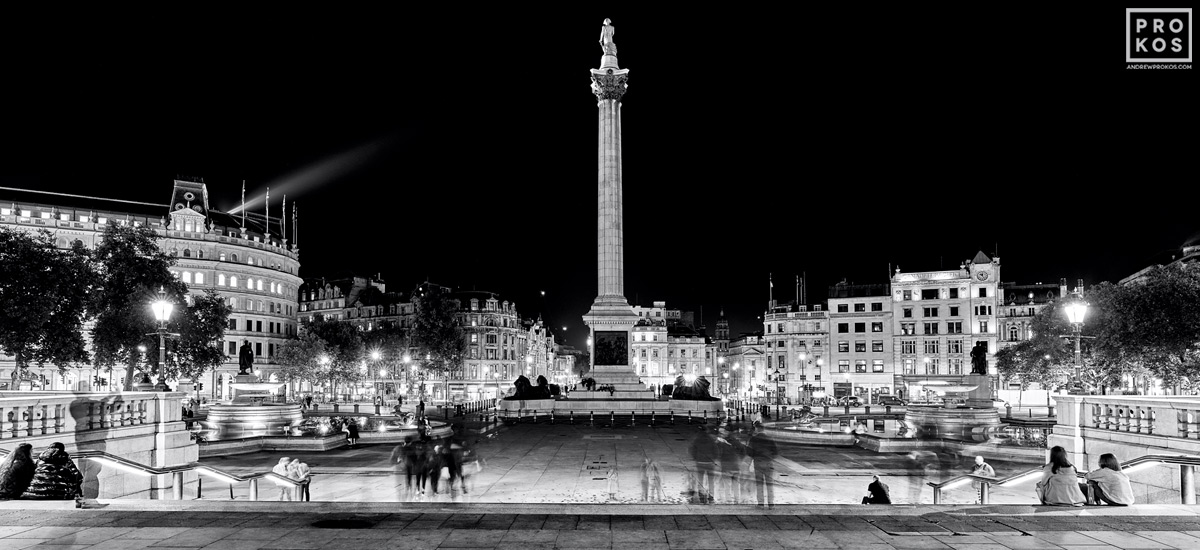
582 18 645 394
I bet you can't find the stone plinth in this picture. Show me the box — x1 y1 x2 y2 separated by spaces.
904 406 1001 442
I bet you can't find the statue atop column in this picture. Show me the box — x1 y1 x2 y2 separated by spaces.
599 18 617 56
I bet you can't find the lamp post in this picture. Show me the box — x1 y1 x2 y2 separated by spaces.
371 350 381 398
1063 288 1089 386
150 286 174 392
318 354 330 401
717 356 726 394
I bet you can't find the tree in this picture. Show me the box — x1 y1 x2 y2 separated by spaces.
171 289 232 399
409 284 467 401
994 301 1077 392
1090 268 1200 393
304 319 365 399
276 331 329 399
0 228 96 378
89 224 186 390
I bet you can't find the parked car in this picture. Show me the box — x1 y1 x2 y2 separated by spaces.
877 395 907 406
837 395 862 407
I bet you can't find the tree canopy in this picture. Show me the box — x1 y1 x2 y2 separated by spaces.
409 285 467 396
0 228 96 375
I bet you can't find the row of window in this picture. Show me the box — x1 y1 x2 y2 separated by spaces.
898 321 989 335
836 303 885 313
898 287 989 300
765 322 825 334
170 270 293 297
228 318 296 336
900 305 993 318
175 248 290 272
899 339 968 355
837 359 887 373
901 357 967 375
837 341 887 353
222 296 292 316
837 322 885 333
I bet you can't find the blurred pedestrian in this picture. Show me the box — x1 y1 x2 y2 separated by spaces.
716 428 746 503
345 419 360 447
970 455 996 504
272 457 295 501
747 425 777 508
640 457 664 502
689 427 718 503
289 459 311 501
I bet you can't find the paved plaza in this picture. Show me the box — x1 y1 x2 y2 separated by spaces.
200 421 1043 505
2 500 1200 550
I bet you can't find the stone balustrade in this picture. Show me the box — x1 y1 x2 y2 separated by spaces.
1051 394 1200 503
0 391 167 439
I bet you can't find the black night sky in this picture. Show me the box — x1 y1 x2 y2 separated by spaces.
2 7 1195 349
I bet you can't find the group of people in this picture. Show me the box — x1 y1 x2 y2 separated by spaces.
682 425 779 507
390 427 482 500
861 447 1135 506
270 457 312 501
0 442 84 501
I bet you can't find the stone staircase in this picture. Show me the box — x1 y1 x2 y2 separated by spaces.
583 365 654 399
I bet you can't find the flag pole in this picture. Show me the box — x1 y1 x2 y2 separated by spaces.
240 180 246 228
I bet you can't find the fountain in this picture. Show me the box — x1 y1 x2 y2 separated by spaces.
195 375 303 440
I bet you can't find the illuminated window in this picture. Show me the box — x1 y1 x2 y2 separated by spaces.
230 276 238 287
195 273 204 285
218 274 226 286
182 272 192 284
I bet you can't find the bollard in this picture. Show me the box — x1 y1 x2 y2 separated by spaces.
650 411 655 426
703 410 707 424
333 403 339 413
980 481 991 504
172 471 184 500
671 411 675 425
1006 405 1012 419
688 411 692 424
611 411 615 426
591 411 594 426
1048 405 1056 417
886 405 892 414
196 476 203 499
823 406 830 417
249 478 259 501
571 411 574 424
354 404 360 414
533 410 538 424
631 411 635 427
740 408 746 422
845 405 850 415
376 404 381 416
1182 465 1196 504
551 411 555 424
864 406 871 415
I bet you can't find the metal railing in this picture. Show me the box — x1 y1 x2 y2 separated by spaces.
928 454 1200 505
0 447 309 501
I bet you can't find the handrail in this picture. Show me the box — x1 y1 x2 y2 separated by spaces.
0 446 307 501
926 453 1200 504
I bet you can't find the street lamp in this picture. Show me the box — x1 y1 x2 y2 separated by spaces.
149 286 174 392
1063 289 1089 385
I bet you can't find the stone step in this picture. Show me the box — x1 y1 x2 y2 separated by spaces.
563 391 656 400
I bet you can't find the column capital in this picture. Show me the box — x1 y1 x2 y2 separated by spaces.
590 68 629 102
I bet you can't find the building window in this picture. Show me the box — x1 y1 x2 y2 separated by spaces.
838 341 849 353
855 360 867 373
182 272 192 284
838 323 849 333
924 340 939 354
923 322 939 335
838 360 850 373
903 308 913 318
923 307 938 317
950 288 959 299
901 323 915 335
228 341 236 355
837 304 849 313
903 358 915 374
903 290 912 301
872 341 884 353
947 321 962 334
872 359 884 373
979 287 987 298
256 280 263 291
255 342 262 356
871 302 883 311
979 321 989 333
777 323 784 333
230 276 238 287
974 305 993 316
854 303 866 312
871 322 883 333
471 334 478 343
218 274 226 286
1009 326 1019 341
855 341 866 353
228 318 237 330
854 322 865 332
949 358 963 375
256 321 262 332
231 253 238 263
925 358 938 374
949 339 964 354
195 273 204 285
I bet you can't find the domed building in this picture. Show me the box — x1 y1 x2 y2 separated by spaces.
0 180 301 397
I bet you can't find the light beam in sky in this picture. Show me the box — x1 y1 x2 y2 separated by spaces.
228 133 401 215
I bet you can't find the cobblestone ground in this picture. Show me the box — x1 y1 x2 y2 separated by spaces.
200 420 1043 505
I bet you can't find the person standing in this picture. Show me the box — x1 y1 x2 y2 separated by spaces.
970 456 996 504
689 428 718 503
640 457 663 502
289 459 311 501
716 429 746 503
747 425 778 508
272 457 294 501
418 399 426 421
1082 453 1134 506
345 419 360 447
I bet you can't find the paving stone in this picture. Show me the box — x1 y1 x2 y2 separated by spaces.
1076 530 1176 548
554 530 614 547
663 529 726 549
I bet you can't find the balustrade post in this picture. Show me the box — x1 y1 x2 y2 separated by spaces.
0 407 6 438
172 471 184 500
1148 408 1157 435
1182 465 1196 505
